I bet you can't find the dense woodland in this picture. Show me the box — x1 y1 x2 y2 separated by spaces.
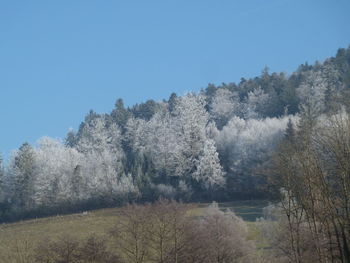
0 46 350 225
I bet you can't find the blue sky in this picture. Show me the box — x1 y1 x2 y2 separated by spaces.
1 0 350 161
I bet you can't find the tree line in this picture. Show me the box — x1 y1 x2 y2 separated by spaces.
0 46 349 222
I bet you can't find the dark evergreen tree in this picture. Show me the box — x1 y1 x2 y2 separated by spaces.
11 143 36 210
280 81 300 115
168 92 178 114
131 99 158 120
111 98 130 131
285 118 296 143
65 129 77 148
0 154 4 202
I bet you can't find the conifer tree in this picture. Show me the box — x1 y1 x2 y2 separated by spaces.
10 143 36 210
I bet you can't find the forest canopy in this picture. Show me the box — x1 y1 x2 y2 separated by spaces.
1 46 350 222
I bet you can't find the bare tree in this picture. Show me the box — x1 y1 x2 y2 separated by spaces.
1 236 35 263
110 203 150 263
198 202 255 263
146 199 193 263
78 234 122 263
269 108 350 262
35 234 80 263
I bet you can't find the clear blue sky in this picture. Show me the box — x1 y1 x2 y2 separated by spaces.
1 0 350 161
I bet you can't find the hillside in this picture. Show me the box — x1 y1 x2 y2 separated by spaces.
0 46 350 222
0 200 268 263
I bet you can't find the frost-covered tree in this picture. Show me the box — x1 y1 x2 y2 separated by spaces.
210 88 241 128
33 136 137 207
123 116 153 184
81 150 137 201
34 137 85 206
65 129 77 148
193 139 225 189
205 121 219 140
296 63 342 113
1 46 348 220
8 143 36 210
143 111 183 180
75 116 126 198
76 116 123 157
0 154 4 202
124 94 225 195
172 93 209 178
243 86 270 119
124 117 148 156
215 116 295 194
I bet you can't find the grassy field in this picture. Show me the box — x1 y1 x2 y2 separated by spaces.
0 200 268 262
0 207 122 262
217 200 269 221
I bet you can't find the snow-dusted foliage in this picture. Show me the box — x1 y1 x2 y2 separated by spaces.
76 116 123 157
244 86 270 119
2 47 349 219
143 111 183 178
193 139 225 189
169 93 224 190
82 151 138 200
124 116 148 155
296 62 343 112
216 116 296 168
6 136 138 209
72 115 138 201
210 88 242 127
6 143 37 210
34 137 85 205
125 93 225 194
172 93 208 161
215 116 297 193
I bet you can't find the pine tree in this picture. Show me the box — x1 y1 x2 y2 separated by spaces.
168 92 178 114
111 98 130 131
298 100 320 141
11 143 36 210
65 129 77 147
0 154 4 202
285 118 296 143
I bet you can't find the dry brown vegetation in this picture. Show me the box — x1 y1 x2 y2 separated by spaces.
0 200 257 263
263 111 350 263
